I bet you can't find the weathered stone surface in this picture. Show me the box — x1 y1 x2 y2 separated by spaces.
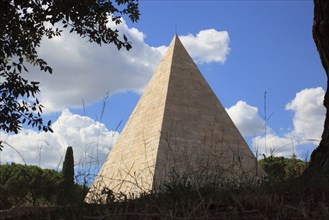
86 36 261 202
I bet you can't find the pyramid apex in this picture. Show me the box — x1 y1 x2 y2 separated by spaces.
159 34 194 71
169 34 182 46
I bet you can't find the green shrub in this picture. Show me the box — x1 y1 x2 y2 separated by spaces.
0 163 62 208
259 156 308 182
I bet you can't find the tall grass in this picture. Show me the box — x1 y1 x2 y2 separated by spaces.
80 168 329 219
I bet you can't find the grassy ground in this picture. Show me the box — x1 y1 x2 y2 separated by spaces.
1 177 329 219
1 158 328 219
79 175 329 220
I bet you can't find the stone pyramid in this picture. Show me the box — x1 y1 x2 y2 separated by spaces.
86 35 260 201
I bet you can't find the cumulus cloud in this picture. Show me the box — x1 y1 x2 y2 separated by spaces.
0 109 119 169
285 87 325 141
22 24 230 113
254 88 324 158
226 101 295 157
226 101 293 157
180 29 230 64
226 88 325 158
252 134 294 158
226 101 264 137
24 20 165 112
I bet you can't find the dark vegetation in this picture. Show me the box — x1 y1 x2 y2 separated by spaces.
259 156 307 182
0 163 62 209
0 147 88 210
61 146 75 205
2 155 327 220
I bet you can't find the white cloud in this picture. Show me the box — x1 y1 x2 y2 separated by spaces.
22 24 230 113
226 88 325 158
254 88 325 158
225 101 298 157
226 101 294 157
0 109 119 169
24 20 165 112
226 101 264 137
285 87 325 141
180 29 230 64
253 134 294 158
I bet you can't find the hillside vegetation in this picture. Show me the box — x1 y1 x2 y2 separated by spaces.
2 156 329 219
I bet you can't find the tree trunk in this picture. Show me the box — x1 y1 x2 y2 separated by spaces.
306 0 329 173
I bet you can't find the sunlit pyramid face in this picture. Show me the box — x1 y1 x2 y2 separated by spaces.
85 35 263 203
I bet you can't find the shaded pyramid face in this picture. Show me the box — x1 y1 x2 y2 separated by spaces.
86 36 260 202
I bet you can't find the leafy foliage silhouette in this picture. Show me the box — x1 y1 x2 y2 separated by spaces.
0 0 140 149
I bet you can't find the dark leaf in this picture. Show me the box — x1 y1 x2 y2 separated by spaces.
17 64 22 73
23 65 29 72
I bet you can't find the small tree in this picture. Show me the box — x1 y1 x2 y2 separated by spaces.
62 146 74 204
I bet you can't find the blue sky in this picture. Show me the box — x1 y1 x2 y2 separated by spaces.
0 1 326 171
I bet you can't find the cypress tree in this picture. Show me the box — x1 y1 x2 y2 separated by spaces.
62 146 74 204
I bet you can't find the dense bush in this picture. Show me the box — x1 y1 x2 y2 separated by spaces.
0 163 62 209
0 162 89 209
259 156 308 182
